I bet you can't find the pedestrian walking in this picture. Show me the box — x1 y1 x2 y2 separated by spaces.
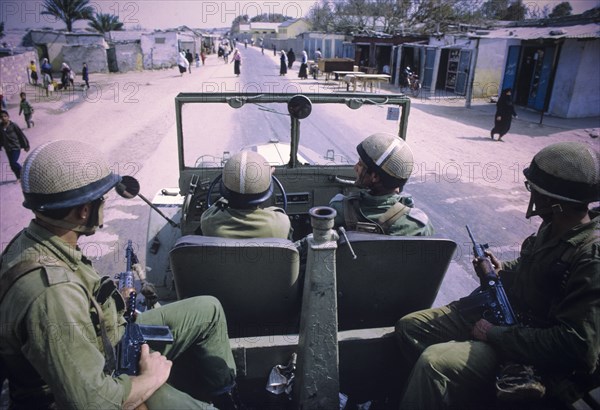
29 60 38 86
60 62 71 90
279 50 288 76
195 53 200 68
298 50 308 80
287 48 296 69
273 44 276 56
185 49 193 73
177 51 189 76
201 49 206 65
81 62 89 89
18 92 34 128
231 48 242 76
490 88 518 141
0 110 30 182
0 94 6 111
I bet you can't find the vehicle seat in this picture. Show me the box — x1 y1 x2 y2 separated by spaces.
169 235 301 338
336 232 457 331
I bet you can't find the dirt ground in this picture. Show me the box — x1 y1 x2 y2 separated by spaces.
0 44 599 410
1 47 598 251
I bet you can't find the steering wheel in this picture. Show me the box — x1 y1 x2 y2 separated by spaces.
206 174 288 212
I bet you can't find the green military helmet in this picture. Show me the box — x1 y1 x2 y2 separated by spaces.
221 151 273 208
357 132 414 186
523 142 600 204
21 140 121 211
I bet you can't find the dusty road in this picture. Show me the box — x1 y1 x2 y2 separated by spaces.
1 45 598 305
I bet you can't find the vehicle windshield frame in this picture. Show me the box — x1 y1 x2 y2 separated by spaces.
174 92 411 172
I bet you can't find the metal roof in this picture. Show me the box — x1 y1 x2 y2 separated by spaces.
470 23 600 40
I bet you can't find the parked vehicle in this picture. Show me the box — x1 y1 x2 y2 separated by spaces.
130 92 455 408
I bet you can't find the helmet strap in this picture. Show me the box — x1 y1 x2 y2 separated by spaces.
525 195 563 220
34 199 104 236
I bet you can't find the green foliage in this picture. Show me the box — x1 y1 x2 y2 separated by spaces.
549 2 573 18
87 13 124 33
306 0 490 34
41 0 94 32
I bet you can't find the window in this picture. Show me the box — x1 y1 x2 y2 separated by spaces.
155 37 165 44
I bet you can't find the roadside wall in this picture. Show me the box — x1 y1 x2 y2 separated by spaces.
63 45 108 74
113 42 143 72
141 31 179 69
0 50 39 106
473 38 519 98
549 38 600 118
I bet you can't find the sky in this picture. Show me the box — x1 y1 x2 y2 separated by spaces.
1 0 599 31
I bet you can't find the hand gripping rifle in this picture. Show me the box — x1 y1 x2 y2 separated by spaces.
114 240 173 376
457 226 518 326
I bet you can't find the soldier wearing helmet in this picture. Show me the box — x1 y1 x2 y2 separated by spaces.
329 133 433 236
200 151 292 239
0 141 238 409
396 142 600 408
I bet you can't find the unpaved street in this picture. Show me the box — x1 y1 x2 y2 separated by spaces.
1 45 598 305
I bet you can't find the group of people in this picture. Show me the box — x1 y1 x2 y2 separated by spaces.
177 49 207 75
31 58 90 92
0 121 598 408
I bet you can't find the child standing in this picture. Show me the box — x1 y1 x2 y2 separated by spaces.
82 62 89 89
18 92 34 128
29 60 38 86
0 110 30 182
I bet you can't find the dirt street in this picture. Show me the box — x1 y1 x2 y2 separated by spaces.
1 46 598 305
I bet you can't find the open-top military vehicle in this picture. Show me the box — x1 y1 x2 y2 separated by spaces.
138 92 457 408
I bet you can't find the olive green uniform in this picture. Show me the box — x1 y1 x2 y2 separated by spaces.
329 192 434 236
0 221 236 409
201 199 292 239
395 213 600 409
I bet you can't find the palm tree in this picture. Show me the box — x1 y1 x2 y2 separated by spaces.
88 13 124 33
41 0 94 32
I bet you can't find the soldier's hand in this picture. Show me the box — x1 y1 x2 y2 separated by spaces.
138 343 172 386
472 318 494 341
472 250 501 277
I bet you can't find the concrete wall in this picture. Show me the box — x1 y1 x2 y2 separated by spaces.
63 45 108 74
0 50 39 106
472 38 520 98
549 39 600 118
141 31 179 69
113 42 143 72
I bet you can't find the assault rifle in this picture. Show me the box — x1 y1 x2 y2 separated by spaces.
114 241 173 376
457 226 518 326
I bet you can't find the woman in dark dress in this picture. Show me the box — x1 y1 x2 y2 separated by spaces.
231 48 241 76
491 88 518 141
279 50 288 76
298 50 308 79
287 48 296 69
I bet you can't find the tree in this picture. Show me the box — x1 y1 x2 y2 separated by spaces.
41 0 94 32
549 1 572 18
87 13 124 33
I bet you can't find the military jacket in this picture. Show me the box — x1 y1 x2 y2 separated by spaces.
200 200 292 239
488 213 600 375
329 191 434 236
0 221 131 409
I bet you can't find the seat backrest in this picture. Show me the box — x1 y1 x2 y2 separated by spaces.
170 235 301 338
336 232 457 331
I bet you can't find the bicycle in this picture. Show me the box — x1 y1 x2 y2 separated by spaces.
401 74 421 97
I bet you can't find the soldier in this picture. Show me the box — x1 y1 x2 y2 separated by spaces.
395 141 600 409
329 132 433 236
0 140 239 409
201 151 292 239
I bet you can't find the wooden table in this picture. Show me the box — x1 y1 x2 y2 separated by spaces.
346 74 391 92
332 71 365 90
